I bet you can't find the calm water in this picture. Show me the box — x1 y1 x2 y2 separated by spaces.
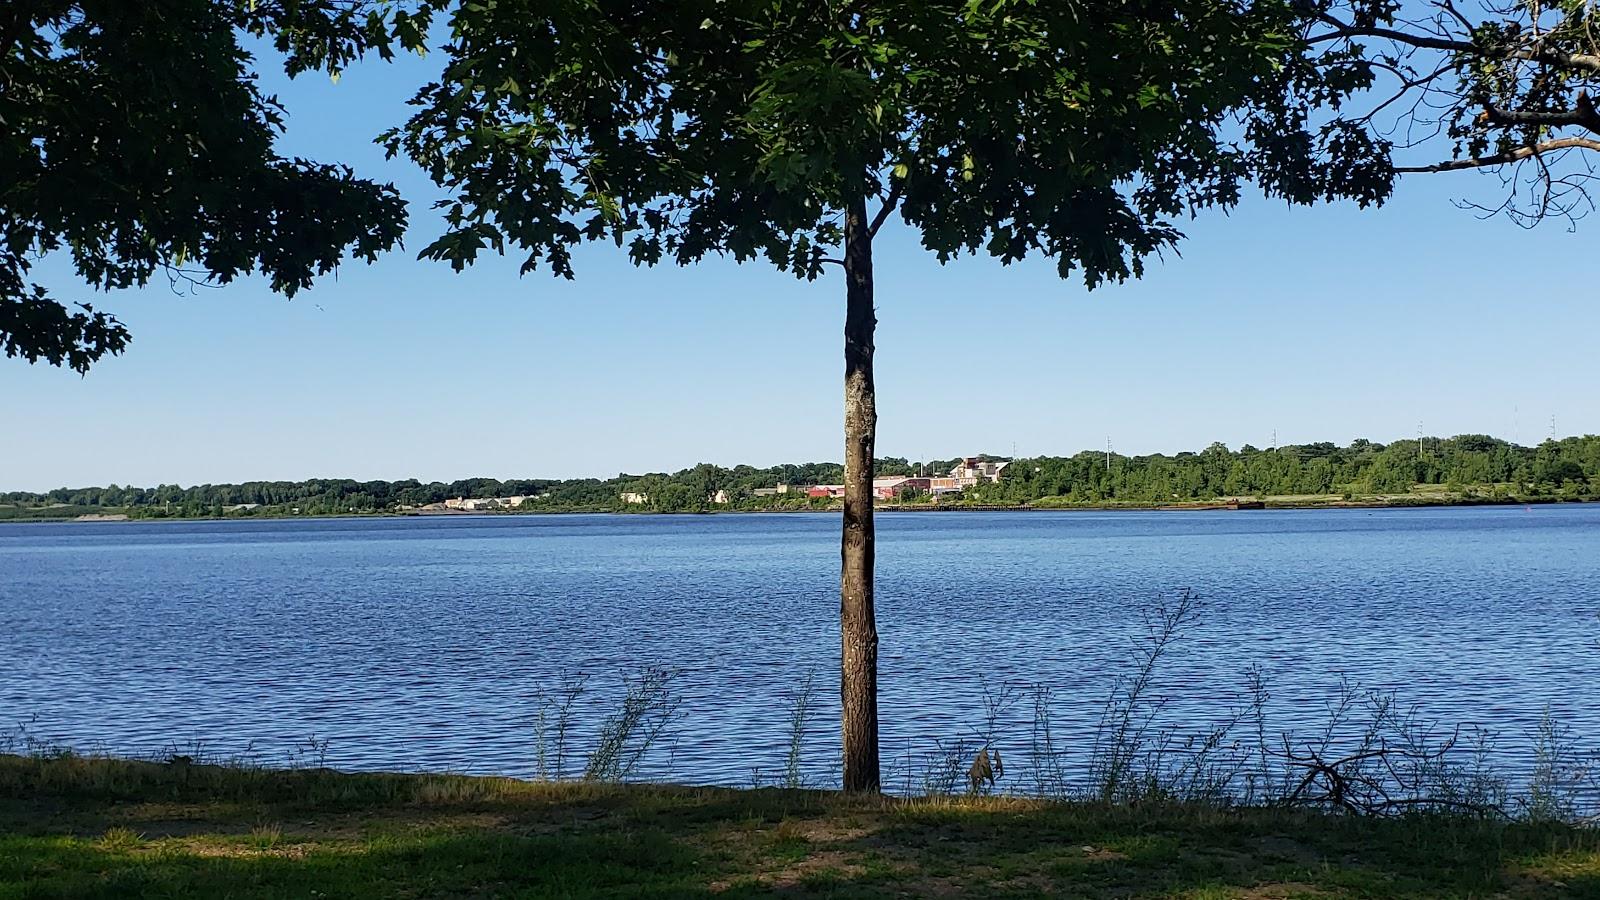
2 507 1597 789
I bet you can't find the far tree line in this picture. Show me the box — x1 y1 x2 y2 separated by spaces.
6 434 1596 518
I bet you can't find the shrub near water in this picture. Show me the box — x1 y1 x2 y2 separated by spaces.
873 592 1598 822
581 666 682 783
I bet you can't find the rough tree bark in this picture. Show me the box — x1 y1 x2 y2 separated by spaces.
840 194 880 793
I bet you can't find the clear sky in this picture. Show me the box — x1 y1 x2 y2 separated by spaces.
3 46 1595 493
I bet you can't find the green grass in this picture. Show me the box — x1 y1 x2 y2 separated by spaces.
2 753 1598 898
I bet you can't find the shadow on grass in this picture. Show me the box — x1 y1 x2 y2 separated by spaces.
3 755 1598 898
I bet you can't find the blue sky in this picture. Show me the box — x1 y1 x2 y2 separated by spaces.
3 46 1595 493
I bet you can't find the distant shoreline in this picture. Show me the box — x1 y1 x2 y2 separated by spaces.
2 494 1586 524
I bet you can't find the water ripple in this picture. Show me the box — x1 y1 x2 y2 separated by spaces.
1 507 1597 790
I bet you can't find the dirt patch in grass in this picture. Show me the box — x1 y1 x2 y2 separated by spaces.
763 848 869 888
1079 844 1130 862
1234 882 1330 899
780 818 875 844
167 841 324 860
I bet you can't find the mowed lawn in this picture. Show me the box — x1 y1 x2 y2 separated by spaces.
2 755 1597 898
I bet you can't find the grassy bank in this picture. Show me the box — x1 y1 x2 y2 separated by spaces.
3 755 1597 898
4 492 1592 523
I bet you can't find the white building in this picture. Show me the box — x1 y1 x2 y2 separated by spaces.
444 496 529 511
950 456 1009 482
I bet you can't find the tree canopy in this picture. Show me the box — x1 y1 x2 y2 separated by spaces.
1 0 428 372
384 0 1392 287
11 1 1594 372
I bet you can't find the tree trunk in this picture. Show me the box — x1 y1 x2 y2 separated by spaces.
840 195 880 793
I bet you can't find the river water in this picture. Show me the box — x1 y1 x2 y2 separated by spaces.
2 507 1596 792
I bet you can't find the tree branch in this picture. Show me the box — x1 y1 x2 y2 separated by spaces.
1434 0 1473 35
1396 137 1600 172
868 183 902 238
1346 58 1463 125
1306 12 1600 73
1306 20 1473 55
1480 93 1600 136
